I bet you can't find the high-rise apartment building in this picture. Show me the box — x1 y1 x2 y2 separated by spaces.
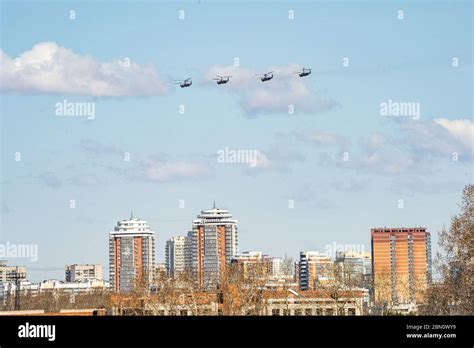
65 264 103 282
191 204 238 290
371 227 431 304
165 236 187 277
109 214 155 293
299 251 333 290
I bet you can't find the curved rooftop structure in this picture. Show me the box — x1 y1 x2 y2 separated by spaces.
193 204 237 225
110 213 154 235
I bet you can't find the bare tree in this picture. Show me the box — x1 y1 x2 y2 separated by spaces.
219 261 269 315
421 185 473 315
319 262 362 315
372 267 396 315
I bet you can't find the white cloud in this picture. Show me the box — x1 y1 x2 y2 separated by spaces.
358 148 418 175
0 42 169 96
401 118 474 160
203 64 338 116
319 132 425 175
434 118 474 152
132 159 211 182
359 132 388 154
319 118 473 177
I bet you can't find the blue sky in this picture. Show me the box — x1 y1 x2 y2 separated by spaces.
1 0 472 281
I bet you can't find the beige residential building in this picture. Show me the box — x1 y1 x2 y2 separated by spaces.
0 261 26 283
299 251 333 290
65 264 103 282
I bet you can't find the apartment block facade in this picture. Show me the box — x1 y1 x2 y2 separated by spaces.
0 261 26 283
65 264 103 282
165 236 187 277
299 251 333 290
190 205 238 289
371 227 431 304
109 214 155 293
335 251 372 288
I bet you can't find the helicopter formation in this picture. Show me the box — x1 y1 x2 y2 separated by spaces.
174 67 311 88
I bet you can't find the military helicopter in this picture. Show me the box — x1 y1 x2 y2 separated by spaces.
213 75 232 85
294 67 311 77
256 71 274 82
175 78 192 88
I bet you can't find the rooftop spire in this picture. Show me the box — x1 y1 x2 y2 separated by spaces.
213 200 216 209
130 210 134 219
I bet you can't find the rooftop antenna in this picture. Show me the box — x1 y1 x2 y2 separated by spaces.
213 200 216 209
130 210 134 219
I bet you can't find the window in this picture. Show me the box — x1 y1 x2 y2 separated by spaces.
348 308 356 316
272 309 280 316
283 309 290 316
180 310 188 316
305 308 312 316
294 309 302 316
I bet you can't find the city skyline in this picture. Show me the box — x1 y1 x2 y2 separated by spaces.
1 1 472 283
2 204 434 284
0 199 464 282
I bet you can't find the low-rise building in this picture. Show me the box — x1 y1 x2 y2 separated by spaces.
65 264 103 282
231 251 270 280
110 289 365 316
0 261 26 283
262 289 365 316
0 279 109 301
